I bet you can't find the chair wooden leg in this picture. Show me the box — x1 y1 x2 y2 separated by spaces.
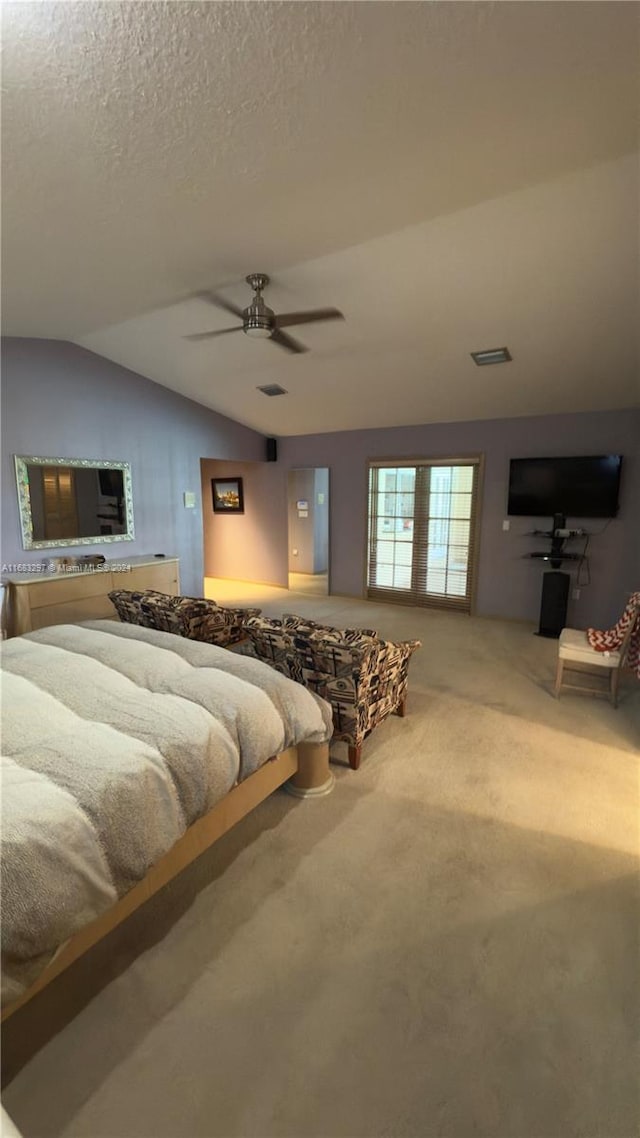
554 657 564 698
348 745 362 771
395 696 407 717
610 666 621 709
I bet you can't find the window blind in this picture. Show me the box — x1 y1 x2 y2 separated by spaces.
366 458 482 613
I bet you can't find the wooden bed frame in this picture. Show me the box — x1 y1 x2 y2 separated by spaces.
1 740 333 1022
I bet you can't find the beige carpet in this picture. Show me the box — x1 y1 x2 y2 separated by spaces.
3 586 639 1138
288 572 329 597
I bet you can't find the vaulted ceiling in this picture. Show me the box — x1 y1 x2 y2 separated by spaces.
2 1 638 434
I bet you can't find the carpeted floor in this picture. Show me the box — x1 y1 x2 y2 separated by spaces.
3 586 639 1138
288 572 329 596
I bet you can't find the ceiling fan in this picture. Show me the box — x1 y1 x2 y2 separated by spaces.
184 273 344 354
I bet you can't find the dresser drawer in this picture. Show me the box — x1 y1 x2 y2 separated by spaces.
24 572 112 609
122 562 180 594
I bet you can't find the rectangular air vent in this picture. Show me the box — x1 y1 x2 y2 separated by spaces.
470 347 512 366
258 384 288 397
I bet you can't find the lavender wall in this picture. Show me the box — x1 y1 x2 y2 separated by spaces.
201 459 288 586
313 468 329 574
279 409 640 629
3 339 637 627
286 468 329 575
1 339 267 596
288 469 318 574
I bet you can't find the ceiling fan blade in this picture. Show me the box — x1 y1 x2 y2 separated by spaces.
270 328 308 354
195 290 245 320
184 326 243 341
274 307 344 330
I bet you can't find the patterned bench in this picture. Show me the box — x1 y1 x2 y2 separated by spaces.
108 589 261 648
245 613 420 769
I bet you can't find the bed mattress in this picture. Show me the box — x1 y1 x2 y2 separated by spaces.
1 620 332 1005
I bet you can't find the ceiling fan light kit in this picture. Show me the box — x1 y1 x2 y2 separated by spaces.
244 323 272 340
185 273 345 354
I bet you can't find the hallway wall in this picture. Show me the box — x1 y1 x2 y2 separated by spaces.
201 458 287 587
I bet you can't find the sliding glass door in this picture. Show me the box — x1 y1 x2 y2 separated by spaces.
367 459 482 612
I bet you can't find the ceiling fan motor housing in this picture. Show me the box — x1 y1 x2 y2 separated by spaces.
244 274 275 337
243 299 274 337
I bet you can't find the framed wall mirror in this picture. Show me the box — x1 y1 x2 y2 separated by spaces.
15 455 135 550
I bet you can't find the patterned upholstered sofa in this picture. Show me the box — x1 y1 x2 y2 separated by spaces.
108 589 261 648
245 614 421 769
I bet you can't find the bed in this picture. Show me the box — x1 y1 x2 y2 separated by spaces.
0 620 334 1018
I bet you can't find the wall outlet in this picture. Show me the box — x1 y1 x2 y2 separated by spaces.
572 588 580 600
502 519 510 532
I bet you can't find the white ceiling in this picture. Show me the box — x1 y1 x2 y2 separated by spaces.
2 1 639 435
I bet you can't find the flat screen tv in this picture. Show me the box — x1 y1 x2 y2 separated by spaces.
507 455 622 518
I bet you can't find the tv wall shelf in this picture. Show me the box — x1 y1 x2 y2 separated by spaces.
527 552 582 562
524 516 589 638
526 529 587 538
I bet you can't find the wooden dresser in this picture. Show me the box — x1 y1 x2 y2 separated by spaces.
3 555 180 638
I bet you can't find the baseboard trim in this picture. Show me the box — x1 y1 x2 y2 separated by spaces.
203 576 289 589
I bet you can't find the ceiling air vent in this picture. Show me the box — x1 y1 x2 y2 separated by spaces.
470 347 512 366
258 384 288 397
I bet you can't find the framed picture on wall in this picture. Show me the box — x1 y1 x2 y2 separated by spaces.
211 477 244 514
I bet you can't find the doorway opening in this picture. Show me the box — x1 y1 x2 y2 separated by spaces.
366 458 482 612
288 468 329 596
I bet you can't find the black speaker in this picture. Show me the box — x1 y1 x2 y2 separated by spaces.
266 437 278 463
538 571 569 639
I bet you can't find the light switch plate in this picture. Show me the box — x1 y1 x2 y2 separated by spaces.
184 492 196 509
502 519 510 531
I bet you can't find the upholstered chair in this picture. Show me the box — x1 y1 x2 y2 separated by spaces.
555 594 640 707
240 616 293 676
108 589 261 648
174 596 261 646
107 589 182 635
245 614 421 769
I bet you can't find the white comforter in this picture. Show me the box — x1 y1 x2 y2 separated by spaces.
1 621 332 1005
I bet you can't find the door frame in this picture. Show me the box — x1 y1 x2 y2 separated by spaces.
362 454 484 613
287 466 331 594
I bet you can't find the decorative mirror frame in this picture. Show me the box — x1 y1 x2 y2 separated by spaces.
14 455 135 551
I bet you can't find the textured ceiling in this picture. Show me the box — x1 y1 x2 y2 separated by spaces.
2 1 639 434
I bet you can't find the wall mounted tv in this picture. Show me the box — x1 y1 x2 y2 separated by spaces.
507 455 622 518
